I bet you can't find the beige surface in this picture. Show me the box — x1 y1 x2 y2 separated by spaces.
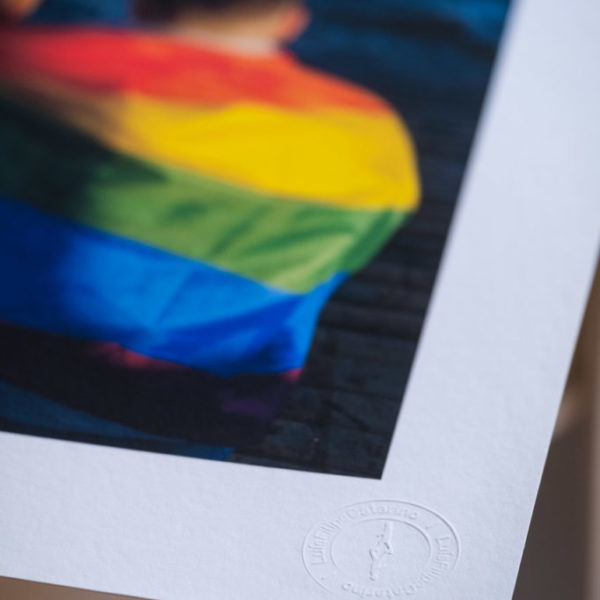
0 577 142 599
584 265 600 600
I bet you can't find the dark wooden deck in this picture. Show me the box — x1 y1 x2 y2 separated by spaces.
232 98 480 477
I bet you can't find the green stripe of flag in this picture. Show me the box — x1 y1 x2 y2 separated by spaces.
0 98 408 292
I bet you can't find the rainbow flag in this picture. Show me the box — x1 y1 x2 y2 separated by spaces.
0 27 419 443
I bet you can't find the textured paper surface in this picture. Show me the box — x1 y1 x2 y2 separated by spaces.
0 0 599 598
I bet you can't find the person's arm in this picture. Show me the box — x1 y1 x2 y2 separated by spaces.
0 0 43 23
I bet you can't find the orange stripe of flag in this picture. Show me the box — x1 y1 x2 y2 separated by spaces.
0 26 390 112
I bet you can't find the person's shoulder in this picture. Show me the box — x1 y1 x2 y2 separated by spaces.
0 0 43 24
270 52 394 115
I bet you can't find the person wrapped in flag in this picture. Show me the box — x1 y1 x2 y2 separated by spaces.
0 0 420 449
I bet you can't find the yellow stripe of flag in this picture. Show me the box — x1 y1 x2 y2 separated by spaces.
7 75 420 212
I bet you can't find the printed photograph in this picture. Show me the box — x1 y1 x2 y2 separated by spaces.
0 0 510 478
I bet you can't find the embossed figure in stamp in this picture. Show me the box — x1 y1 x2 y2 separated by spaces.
369 521 394 583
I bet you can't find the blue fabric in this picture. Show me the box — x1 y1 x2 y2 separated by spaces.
30 0 131 24
0 197 344 375
30 0 509 46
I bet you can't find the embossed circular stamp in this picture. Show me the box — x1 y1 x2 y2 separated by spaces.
303 500 459 598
